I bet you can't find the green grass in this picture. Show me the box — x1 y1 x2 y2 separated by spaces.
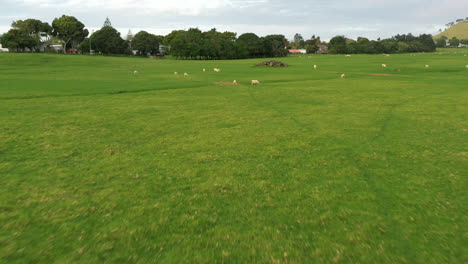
0 52 467 263
435 21 468 39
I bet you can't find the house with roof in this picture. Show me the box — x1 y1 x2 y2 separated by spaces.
0 43 9 52
288 49 307 54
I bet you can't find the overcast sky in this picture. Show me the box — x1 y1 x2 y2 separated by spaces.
1 0 467 40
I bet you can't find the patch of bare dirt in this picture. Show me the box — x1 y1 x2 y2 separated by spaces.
369 74 397 77
215 82 240 86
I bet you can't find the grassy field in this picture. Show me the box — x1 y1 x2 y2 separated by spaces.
0 50 467 263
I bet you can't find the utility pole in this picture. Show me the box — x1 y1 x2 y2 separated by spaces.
90 29 94 55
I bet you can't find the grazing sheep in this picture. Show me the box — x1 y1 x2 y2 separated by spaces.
233 80 237 84
425 65 429 68
214 68 221 72
345 54 351 57
174 72 178 75
386 54 390 57
341 74 345 79
203 69 206 72
314 65 317 70
134 70 138 74
382 64 387 68
251 80 260 85
465 65 468 69
184 73 189 76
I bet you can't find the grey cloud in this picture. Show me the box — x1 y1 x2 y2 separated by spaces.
1 0 467 40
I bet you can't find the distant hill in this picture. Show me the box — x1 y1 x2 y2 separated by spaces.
434 21 468 39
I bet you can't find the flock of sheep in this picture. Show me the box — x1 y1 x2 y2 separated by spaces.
133 54 468 83
173 68 260 85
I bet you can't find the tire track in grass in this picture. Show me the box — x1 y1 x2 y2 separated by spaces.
0 84 208 100
248 85 418 261
247 86 314 132
345 99 417 262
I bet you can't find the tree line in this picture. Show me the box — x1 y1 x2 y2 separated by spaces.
164 28 291 59
434 36 468 48
327 34 437 54
0 15 297 59
2 15 456 59
0 16 163 55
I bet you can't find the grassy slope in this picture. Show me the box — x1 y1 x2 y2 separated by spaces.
435 21 468 39
0 53 467 263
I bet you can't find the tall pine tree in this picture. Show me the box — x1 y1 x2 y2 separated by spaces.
103 17 112 28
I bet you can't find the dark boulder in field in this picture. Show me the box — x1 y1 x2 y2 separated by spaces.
256 60 288 67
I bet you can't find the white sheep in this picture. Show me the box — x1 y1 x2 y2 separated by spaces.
203 69 206 72
184 73 189 76
314 65 317 70
341 74 345 79
425 65 429 68
251 80 260 85
382 64 387 68
134 70 139 74
345 54 351 57
174 72 178 75
465 65 468 69
233 80 237 84
214 68 221 72
385 54 390 57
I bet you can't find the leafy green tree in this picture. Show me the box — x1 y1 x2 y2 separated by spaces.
460 39 468 45
186 28 203 58
52 15 88 53
132 31 160 56
390 33 436 53
163 30 186 54
170 35 185 58
293 33 305 49
200 29 220 59
450 37 460 47
78 38 91 53
218 31 237 59
305 35 320 54
11 19 52 51
346 41 358 54
0 28 36 52
355 39 382 54
328 36 347 54
91 26 127 54
381 38 398 53
407 40 424 52
0 19 52 52
418 34 436 52
397 42 409 53
262 35 288 57
168 28 203 59
237 33 262 58
435 37 447 48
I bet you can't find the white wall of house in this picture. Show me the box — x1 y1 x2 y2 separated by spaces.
0 43 9 52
